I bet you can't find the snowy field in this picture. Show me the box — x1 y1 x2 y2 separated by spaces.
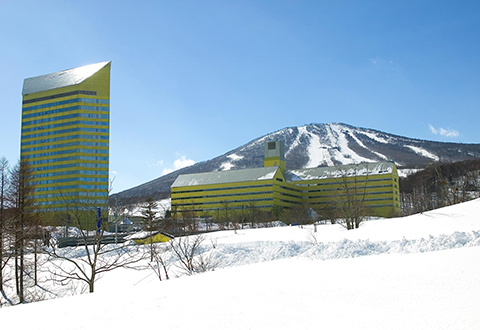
1 199 480 329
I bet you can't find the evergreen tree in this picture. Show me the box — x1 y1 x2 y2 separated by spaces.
141 198 160 232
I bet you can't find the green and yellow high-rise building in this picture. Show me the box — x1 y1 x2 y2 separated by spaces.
20 61 111 222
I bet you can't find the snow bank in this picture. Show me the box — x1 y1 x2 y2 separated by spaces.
206 230 480 269
1 199 480 330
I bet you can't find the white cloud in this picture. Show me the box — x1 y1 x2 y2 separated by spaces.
147 159 164 167
429 125 459 137
162 155 195 175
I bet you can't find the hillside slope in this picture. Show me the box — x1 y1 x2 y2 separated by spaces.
112 122 480 202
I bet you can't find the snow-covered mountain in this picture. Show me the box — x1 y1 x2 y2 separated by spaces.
112 123 480 202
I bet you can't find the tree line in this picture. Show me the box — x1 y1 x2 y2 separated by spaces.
1 157 46 303
0 157 146 304
400 159 480 215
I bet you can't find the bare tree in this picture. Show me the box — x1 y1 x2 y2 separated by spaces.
0 157 11 292
46 187 146 293
181 206 197 233
8 161 41 303
231 211 243 234
271 205 284 224
400 159 480 215
148 243 171 281
47 237 144 293
331 166 368 230
169 234 216 275
246 200 259 228
218 200 232 230
285 204 309 227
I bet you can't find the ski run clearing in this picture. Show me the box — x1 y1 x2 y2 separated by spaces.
2 199 480 329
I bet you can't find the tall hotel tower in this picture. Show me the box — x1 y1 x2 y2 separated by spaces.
20 62 111 221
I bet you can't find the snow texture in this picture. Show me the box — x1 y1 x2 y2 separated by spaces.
406 145 440 161
1 199 480 329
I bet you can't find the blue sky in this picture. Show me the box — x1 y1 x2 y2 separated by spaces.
1 1 479 193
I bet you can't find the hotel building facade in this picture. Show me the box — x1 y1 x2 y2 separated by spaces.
20 61 111 221
171 141 401 219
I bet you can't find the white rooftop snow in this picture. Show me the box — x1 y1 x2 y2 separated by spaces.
287 162 394 181
22 61 110 95
171 167 279 187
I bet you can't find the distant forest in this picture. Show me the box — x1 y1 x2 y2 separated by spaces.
400 159 480 215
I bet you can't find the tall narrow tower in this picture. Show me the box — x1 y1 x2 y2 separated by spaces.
264 141 286 172
20 62 111 221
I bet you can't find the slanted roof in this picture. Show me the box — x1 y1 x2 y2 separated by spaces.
172 166 280 188
285 162 395 182
126 231 174 240
22 61 111 95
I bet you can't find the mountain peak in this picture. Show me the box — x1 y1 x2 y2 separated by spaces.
111 123 480 202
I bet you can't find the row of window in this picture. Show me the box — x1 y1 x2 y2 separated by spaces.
173 190 272 201
33 191 108 200
310 202 396 208
305 184 394 193
299 177 392 187
23 97 109 111
278 191 302 199
174 184 396 201
23 90 97 104
174 197 274 208
310 197 394 204
22 120 109 133
279 199 303 205
35 183 108 192
307 191 393 199
21 134 109 146
174 204 274 213
366 204 396 208
278 184 302 193
33 170 109 178
174 179 396 196
22 127 109 139
22 148 108 159
33 177 109 185
35 199 107 207
22 141 109 153
23 112 109 126
173 202 398 214
32 163 109 172
26 155 109 165
22 105 109 119
37 206 104 212
172 198 273 211
174 184 274 194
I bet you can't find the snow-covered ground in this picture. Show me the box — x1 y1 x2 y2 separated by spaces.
127 198 171 218
1 199 480 329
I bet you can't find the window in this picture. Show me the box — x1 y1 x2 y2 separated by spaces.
23 90 97 104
